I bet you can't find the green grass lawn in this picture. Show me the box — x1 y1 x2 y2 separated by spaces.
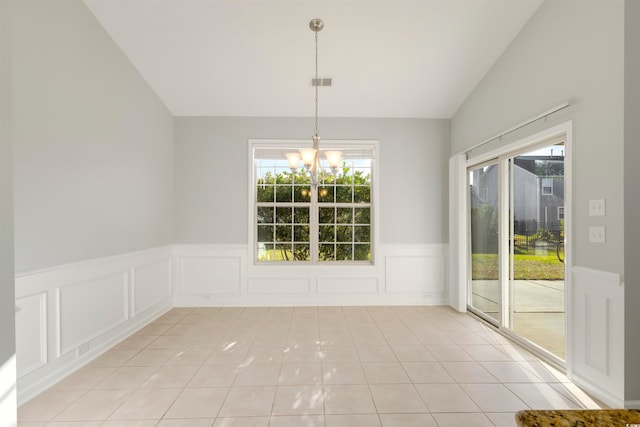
472 252 564 280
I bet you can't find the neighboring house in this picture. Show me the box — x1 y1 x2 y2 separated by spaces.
470 155 565 240
514 155 565 240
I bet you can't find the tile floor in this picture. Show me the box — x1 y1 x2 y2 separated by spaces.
18 306 604 427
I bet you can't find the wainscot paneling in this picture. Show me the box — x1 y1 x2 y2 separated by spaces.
386 256 445 294
174 244 447 306
177 256 241 294
570 266 624 408
56 272 128 357
248 278 311 294
316 277 378 294
14 246 174 405
17 243 448 404
15 292 47 377
132 259 173 316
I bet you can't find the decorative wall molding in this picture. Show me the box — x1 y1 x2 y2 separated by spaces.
385 255 445 294
316 277 378 294
15 292 47 377
248 278 312 294
14 246 174 405
132 258 173 316
15 243 448 404
14 244 634 410
174 243 448 306
570 266 624 408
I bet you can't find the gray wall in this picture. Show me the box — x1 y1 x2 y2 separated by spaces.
452 0 637 401
11 0 175 273
175 117 449 245
0 0 17 423
625 0 640 403
452 0 624 275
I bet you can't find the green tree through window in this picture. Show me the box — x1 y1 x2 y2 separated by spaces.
254 148 373 263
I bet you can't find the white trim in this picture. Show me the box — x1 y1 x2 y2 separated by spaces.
466 102 570 153
15 242 447 404
55 271 129 358
132 258 173 316
571 373 624 409
563 121 574 378
14 245 174 280
15 292 47 377
570 265 623 405
571 266 622 285
466 122 572 166
173 243 447 307
248 139 379 266
15 246 174 405
460 121 573 369
18 300 171 405
448 153 468 312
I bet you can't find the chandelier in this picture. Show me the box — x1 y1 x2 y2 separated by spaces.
285 19 342 189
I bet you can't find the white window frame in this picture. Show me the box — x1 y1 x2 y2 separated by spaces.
248 139 379 266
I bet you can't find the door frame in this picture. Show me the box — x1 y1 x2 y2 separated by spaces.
463 120 573 370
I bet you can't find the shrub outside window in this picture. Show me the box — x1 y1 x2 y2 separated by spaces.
253 142 375 264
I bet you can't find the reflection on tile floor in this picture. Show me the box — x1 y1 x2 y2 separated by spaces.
18 306 603 427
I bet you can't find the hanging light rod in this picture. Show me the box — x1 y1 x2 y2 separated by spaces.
285 18 343 189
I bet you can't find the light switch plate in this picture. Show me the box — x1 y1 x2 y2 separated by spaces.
589 199 606 216
589 226 606 243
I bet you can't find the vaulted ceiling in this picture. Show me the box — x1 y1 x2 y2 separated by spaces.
84 0 543 118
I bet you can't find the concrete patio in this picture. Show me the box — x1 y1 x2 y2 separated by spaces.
471 279 566 359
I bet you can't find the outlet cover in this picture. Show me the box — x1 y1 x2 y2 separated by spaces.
76 342 91 356
589 226 606 243
589 199 606 216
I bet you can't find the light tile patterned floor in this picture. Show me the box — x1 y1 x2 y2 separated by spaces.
18 306 603 427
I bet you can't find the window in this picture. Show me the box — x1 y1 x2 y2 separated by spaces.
557 206 565 220
541 177 553 195
252 140 376 264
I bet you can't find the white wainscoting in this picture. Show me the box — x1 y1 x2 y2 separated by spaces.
57 272 129 357
15 293 47 377
14 246 174 405
15 243 447 404
570 266 624 408
133 259 173 316
173 244 448 306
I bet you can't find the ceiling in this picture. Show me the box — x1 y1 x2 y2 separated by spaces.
83 0 543 119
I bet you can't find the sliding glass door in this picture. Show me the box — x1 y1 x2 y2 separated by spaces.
467 137 567 363
468 162 500 324
509 144 566 359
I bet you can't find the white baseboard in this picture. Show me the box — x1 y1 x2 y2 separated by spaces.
570 372 624 409
17 301 171 405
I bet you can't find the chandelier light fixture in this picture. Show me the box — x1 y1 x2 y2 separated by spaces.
286 18 342 189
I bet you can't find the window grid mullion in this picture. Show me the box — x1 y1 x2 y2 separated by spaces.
254 146 373 264
310 186 319 262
